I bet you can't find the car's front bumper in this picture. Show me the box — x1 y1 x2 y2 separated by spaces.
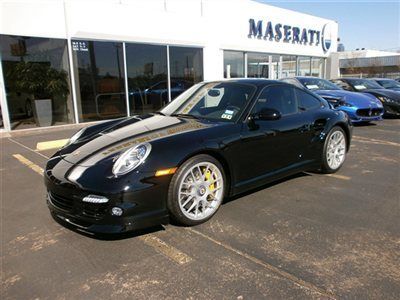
45 157 171 234
339 106 383 123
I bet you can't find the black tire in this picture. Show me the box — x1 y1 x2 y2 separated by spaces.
167 154 226 226
320 126 347 174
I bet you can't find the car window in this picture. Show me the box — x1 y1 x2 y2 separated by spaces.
298 78 340 91
332 80 351 90
378 80 400 89
253 85 297 116
295 88 321 111
161 82 256 122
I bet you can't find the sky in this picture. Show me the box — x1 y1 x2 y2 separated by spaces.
256 0 400 52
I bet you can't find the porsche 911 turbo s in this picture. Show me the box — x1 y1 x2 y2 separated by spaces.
331 78 400 117
45 79 353 234
281 76 384 123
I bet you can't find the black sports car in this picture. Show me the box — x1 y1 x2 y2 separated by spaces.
331 78 400 117
45 79 353 234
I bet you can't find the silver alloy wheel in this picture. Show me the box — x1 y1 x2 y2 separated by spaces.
326 130 346 170
178 162 224 221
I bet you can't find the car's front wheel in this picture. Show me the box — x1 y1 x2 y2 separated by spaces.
320 126 347 173
167 154 226 226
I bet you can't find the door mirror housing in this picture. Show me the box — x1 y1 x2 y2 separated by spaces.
251 108 281 121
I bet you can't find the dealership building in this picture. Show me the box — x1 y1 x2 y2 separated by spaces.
0 0 338 132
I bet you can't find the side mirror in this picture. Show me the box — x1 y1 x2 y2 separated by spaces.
251 108 281 121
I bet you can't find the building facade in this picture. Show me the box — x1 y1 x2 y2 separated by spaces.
0 0 338 132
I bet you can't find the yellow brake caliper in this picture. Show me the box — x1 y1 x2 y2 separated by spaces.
205 169 215 192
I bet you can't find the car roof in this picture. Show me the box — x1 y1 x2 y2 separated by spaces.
334 78 372 81
370 78 393 81
212 78 287 87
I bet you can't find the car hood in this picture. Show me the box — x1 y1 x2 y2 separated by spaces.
60 115 215 167
362 89 400 102
314 89 381 107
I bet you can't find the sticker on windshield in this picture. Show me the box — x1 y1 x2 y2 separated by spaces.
224 110 234 115
306 84 319 90
221 114 232 120
354 85 367 90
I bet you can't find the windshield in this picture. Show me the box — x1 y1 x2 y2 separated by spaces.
160 82 256 122
348 79 384 90
298 78 341 91
376 79 400 89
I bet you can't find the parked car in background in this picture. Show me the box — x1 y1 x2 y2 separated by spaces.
45 79 352 234
331 78 400 117
281 77 383 123
370 78 400 92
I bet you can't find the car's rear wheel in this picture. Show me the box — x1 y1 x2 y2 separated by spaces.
320 126 347 173
167 154 225 226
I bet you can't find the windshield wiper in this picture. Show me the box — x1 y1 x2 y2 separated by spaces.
171 113 203 120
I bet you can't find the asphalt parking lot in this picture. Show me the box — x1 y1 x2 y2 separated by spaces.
1 119 399 299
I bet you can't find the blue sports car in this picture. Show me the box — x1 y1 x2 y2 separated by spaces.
282 77 384 123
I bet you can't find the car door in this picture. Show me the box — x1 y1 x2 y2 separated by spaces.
294 87 328 160
232 84 312 190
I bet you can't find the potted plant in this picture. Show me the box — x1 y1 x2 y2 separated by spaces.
11 62 69 127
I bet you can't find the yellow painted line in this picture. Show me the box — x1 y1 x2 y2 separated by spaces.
139 234 192 265
13 154 44 176
36 139 69 151
353 136 400 147
326 174 351 180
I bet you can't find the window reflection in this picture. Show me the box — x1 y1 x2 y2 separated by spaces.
281 55 297 78
297 56 311 76
72 40 126 122
0 35 74 129
125 43 168 114
169 46 203 99
311 58 325 77
224 51 244 78
247 53 269 78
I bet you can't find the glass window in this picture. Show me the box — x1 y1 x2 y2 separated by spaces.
331 79 352 91
223 51 244 78
71 40 126 122
169 46 203 100
247 52 269 78
125 43 167 115
295 88 321 111
281 56 297 78
297 77 341 91
0 35 74 129
161 82 255 122
254 85 297 115
311 58 325 77
297 56 311 76
0 103 3 128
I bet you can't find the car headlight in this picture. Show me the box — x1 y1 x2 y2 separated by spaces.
64 128 85 147
112 143 152 176
377 96 392 103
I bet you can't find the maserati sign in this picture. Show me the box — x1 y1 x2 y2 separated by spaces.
248 19 335 53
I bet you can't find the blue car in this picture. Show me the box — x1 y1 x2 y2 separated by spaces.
282 77 384 123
